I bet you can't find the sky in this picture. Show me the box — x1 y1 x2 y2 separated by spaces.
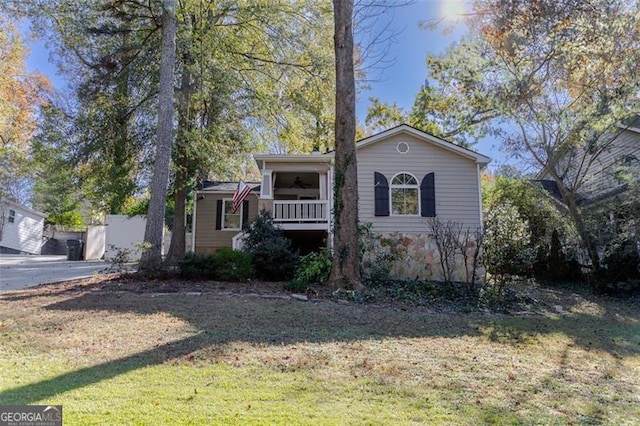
23 0 503 166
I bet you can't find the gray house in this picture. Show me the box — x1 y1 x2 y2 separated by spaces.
192 125 491 280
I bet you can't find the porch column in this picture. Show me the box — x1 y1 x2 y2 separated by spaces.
319 171 328 200
260 170 273 199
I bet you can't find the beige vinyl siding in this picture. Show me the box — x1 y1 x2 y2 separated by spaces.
194 192 259 254
357 133 482 233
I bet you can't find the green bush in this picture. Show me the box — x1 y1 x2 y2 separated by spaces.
212 248 254 281
288 249 332 291
178 252 216 279
243 210 299 281
594 239 640 295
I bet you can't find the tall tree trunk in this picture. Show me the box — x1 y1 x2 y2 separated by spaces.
139 0 176 272
564 192 601 271
166 170 187 264
329 0 363 290
546 165 601 271
165 60 194 265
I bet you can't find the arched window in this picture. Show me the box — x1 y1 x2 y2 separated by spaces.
390 173 419 215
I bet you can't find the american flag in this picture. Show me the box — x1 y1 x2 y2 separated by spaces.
232 181 253 213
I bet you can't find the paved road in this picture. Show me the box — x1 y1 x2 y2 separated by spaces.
0 255 107 292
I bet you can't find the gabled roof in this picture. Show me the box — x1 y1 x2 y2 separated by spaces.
252 124 491 168
355 124 492 166
0 197 47 218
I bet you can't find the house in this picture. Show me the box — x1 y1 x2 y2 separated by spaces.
192 125 491 280
534 119 640 207
0 198 47 255
533 119 640 270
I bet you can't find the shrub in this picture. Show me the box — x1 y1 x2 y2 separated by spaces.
178 252 216 279
243 210 299 281
594 239 640 295
288 249 332 291
534 229 583 283
212 248 254 281
484 201 536 280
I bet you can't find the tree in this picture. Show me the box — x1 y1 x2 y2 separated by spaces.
426 0 640 270
10 0 163 216
329 0 363 290
139 0 176 272
30 102 84 227
0 14 50 204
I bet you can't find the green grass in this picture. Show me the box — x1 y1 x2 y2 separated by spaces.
0 279 638 425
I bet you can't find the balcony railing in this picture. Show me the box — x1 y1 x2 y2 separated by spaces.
273 200 328 223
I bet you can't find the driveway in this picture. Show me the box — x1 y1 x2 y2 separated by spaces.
0 255 107 292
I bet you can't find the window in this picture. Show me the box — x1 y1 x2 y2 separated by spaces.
8 209 15 224
374 171 435 217
396 142 410 154
222 199 241 230
390 173 419 215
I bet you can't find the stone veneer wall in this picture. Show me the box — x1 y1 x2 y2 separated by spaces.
377 232 485 283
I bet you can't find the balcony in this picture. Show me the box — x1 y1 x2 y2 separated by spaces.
272 200 329 230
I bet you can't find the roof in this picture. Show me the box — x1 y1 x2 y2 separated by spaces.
619 115 640 134
253 124 492 168
195 181 261 193
355 124 492 166
253 152 332 171
0 198 47 218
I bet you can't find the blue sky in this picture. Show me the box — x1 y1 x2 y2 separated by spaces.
356 1 464 120
24 0 502 166
355 1 503 167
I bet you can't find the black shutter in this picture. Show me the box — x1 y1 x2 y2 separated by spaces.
242 200 249 228
215 199 223 230
374 172 389 216
421 172 436 217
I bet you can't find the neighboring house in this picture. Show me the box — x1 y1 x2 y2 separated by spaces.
193 124 491 280
532 120 640 268
534 120 640 207
0 198 47 255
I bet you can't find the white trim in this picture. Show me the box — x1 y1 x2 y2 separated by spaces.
260 170 273 199
254 154 332 171
191 191 199 251
477 163 484 231
221 198 242 231
0 198 47 218
7 209 16 224
396 141 410 154
389 172 420 216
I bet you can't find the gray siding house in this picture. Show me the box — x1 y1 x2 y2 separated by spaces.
193 125 491 280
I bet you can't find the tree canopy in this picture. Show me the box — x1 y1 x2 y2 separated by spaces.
0 14 50 203
420 0 640 269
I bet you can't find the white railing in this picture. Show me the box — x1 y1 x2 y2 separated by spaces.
273 200 328 222
232 231 246 250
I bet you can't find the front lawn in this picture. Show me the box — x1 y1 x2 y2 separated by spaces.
0 277 638 425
